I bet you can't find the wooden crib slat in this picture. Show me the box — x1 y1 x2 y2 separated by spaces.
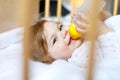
57 0 62 22
86 0 98 80
17 0 34 80
113 0 119 15
45 0 50 19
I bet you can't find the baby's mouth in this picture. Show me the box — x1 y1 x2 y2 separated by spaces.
68 37 72 45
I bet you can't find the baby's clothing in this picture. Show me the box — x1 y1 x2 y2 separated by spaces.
68 15 120 68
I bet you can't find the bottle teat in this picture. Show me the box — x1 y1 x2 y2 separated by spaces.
68 23 82 39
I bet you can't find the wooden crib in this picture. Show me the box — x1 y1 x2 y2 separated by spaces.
23 0 119 80
0 0 119 80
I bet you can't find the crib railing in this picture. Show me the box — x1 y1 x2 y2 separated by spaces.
19 0 119 80
113 0 119 15
44 0 119 20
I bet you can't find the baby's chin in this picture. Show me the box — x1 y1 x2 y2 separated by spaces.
68 39 82 51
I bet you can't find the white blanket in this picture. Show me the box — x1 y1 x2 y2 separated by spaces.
0 27 23 80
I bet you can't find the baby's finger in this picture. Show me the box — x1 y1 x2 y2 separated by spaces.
72 18 89 29
77 13 89 24
76 27 87 34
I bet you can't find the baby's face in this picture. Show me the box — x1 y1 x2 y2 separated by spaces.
43 21 82 59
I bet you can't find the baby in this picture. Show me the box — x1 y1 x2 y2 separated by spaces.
29 10 114 64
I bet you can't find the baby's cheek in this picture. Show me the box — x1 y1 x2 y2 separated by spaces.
58 46 69 52
55 42 70 51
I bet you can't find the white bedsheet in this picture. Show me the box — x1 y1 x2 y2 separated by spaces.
0 15 120 80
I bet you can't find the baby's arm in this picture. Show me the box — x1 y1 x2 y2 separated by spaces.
99 10 112 21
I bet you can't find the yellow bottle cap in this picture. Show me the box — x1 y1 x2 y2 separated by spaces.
68 23 82 39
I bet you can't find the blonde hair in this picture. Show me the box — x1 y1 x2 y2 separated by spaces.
30 20 55 63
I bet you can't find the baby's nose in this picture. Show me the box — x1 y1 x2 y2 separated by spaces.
62 25 69 38
64 25 69 31
61 29 68 38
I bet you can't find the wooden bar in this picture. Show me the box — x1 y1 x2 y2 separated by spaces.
86 0 98 80
45 0 50 19
57 0 62 22
17 0 34 80
113 0 119 15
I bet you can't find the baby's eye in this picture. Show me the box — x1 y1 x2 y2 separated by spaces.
53 37 58 44
59 25 63 31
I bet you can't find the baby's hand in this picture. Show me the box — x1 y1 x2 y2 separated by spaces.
72 12 90 35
